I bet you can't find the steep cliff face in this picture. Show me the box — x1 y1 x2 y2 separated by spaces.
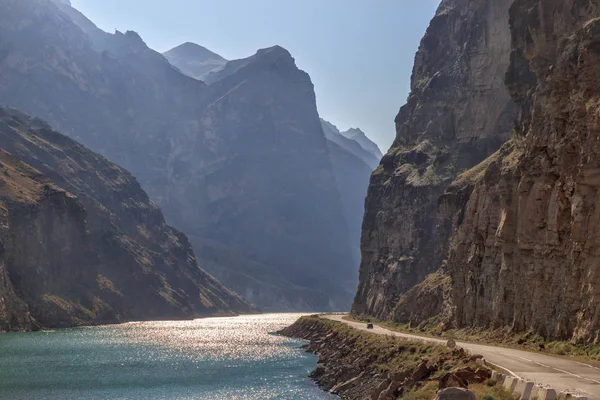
444 0 600 342
353 0 516 319
0 107 255 330
0 0 358 311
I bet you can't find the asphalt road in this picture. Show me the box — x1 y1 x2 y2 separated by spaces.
324 314 600 399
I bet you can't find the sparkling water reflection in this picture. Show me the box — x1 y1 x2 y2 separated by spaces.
0 313 337 399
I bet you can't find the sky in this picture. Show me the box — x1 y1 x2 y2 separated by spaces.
71 0 440 152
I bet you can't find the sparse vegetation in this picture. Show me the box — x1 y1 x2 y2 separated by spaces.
347 314 600 366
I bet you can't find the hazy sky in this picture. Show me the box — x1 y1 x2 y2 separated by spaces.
71 0 440 152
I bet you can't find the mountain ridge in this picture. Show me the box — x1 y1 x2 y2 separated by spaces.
0 106 256 331
0 0 361 312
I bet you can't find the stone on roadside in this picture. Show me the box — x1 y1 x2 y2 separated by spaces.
439 373 467 389
436 387 476 400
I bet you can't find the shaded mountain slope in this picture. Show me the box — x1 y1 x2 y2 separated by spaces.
0 0 359 311
0 107 255 330
320 119 380 170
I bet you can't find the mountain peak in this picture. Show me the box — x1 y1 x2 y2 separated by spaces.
255 45 295 64
340 127 383 159
164 42 227 63
163 42 227 80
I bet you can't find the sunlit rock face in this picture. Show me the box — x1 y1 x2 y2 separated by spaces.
352 0 515 320
442 0 600 342
0 0 359 311
0 107 256 331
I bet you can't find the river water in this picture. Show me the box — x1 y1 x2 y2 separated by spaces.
0 313 336 399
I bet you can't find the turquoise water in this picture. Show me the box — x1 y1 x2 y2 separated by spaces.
0 313 336 399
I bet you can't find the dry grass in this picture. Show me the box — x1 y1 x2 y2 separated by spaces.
348 314 600 366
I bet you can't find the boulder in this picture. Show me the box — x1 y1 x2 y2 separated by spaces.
436 388 476 400
371 379 391 400
439 373 467 389
474 368 491 382
378 380 404 400
411 361 433 381
453 367 480 383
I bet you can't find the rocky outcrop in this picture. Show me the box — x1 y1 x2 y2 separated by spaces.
0 0 358 311
163 42 227 80
353 0 516 320
443 0 600 342
0 107 256 330
279 316 494 400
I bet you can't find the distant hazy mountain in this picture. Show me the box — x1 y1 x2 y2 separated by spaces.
163 42 227 80
320 119 380 169
0 0 359 312
340 128 383 161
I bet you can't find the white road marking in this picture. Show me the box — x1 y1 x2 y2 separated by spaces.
576 361 600 371
554 368 584 379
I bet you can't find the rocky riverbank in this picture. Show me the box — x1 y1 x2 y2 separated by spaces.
279 316 512 400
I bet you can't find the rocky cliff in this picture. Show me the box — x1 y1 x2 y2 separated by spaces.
0 0 358 311
0 107 255 331
353 0 516 319
441 0 600 342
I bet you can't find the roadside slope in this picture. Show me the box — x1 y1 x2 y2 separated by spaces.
325 315 600 398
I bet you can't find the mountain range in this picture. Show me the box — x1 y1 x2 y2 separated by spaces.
0 0 381 320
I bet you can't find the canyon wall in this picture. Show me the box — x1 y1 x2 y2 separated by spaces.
353 0 516 319
445 0 600 342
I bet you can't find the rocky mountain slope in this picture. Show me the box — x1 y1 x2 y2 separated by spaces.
318 119 375 266
163 42 227 80
353 0 516 320
320 119 380 170
0 0 359 311
0 107 255 331
354 0 600 343
339 127 383 161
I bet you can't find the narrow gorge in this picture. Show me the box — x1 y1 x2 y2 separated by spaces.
354 0 600 343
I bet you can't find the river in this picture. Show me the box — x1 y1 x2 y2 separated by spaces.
0 313 336 399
